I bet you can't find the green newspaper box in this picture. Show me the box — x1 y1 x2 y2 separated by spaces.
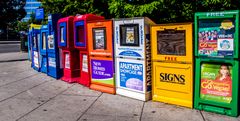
194 10 239 117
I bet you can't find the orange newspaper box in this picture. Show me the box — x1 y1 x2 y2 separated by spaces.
87 20 115 94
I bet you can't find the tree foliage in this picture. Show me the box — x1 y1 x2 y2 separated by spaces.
108 0 240 23
0 0 26 29
39 0 104 16
33 0 240 25
17 13 41 32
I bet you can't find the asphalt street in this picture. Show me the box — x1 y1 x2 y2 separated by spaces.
0 43 20 53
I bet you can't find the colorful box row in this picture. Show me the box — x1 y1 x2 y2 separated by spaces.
28 10 240 117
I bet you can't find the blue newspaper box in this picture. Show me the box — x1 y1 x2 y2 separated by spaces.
47 14 63 79
40 25 48 73
31 28 41 71
28 30 32 62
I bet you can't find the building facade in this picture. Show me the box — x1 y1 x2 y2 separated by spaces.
22 0 41 22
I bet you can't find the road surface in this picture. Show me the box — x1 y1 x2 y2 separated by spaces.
0 43 20 53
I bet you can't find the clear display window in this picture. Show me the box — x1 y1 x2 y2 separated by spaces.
60 26 65 43
200 63 232 104
93 28 106 50
42 32 46 50
157 30 186 56
198 18 235 57
76 25 84 43
120 24 139 46
48 35 54 49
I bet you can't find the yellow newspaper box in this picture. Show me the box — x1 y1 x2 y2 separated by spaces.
151 23 193 108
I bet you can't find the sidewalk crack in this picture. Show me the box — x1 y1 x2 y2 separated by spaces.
15 84 75 121
76 93 103 121
0 73 38 88
0 79 47 103
200 111 206 121
139 102 145 121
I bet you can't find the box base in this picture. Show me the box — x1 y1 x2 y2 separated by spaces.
90 84 115 94
40 67 47 74
47 69 63 79
195 104 237 117
116 88 151 101
32 67 40 72
61 77 79 83
78 74 90 87
153 95 192 108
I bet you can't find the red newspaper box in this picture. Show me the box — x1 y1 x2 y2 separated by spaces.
58 16 80 83
73 14 104 87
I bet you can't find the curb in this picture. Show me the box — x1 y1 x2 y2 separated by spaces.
0 42 20 44
0 59 28 63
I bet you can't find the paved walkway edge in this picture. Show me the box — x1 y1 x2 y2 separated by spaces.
0 59 28 63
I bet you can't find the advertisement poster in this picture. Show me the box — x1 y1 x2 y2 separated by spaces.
126 27 135 44
48 57 56 67
119 62 144 91
91 60 114 85
82 55 88 72
200 63 232 103
48 35 54 49
198 19 235 56
217 38 234 55
65 53 70 69
94 29 105 49
33 51 39 68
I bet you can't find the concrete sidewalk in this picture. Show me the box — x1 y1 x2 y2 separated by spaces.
0 60 239 121
0 52 28 62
